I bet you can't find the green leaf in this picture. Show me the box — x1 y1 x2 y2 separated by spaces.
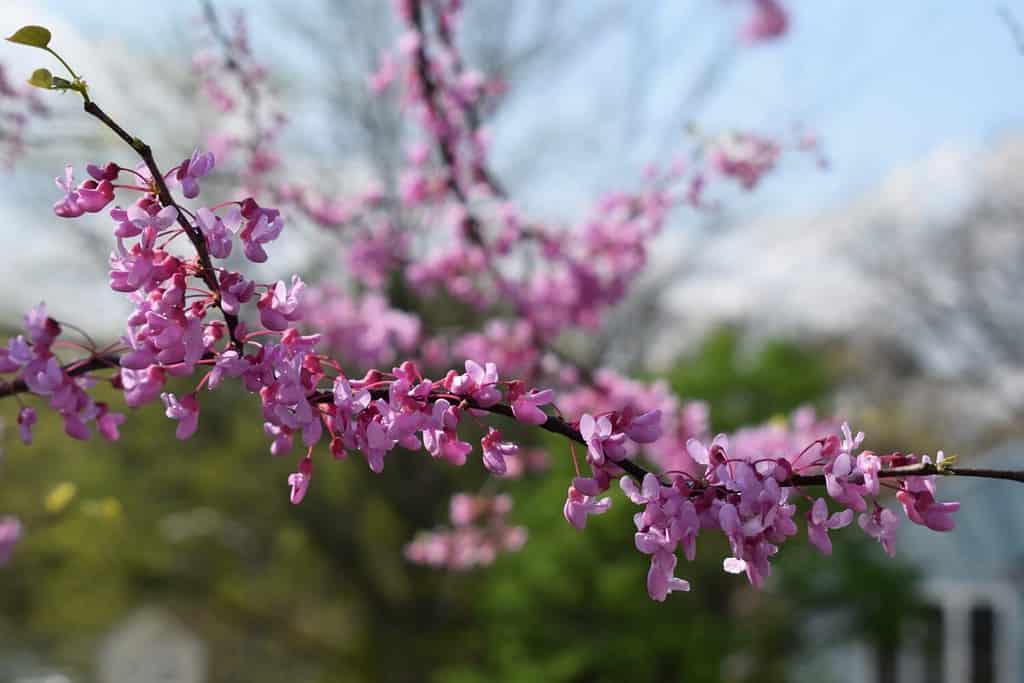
6 25 51 48
27 67 52 89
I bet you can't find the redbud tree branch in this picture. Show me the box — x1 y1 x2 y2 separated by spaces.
407 0 490 247
787 464 1024 487
6 352 1014 490
81 100 242 350
0 353 121 398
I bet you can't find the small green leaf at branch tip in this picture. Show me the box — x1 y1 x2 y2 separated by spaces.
27 68 75 92
27 68 52 89
6 25 52 48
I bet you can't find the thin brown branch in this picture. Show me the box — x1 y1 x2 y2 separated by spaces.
310 387 651 480
6 354 1024 489
0 353 121 398
407 0 490 248
998 5 1024 54
200 1 266 163
788 462 1024 487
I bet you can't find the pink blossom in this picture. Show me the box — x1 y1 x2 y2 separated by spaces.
174 149 215 199
120 366 166 407
53 166 85 218
368 52 396 93
0 336 32 372
859 506 900 557
86 161 119 181
161 392 199 439
508 381 553 425
303 288 420 367
619 472 661 505
264 423 294 456
16 406 36 444
897 484 960 532
238 198 284 263
76 179 115 213
258 276 305 330
124 202 179 232
361 418 394 472
196 207 234 259
23 357 65 396
450 493 480 526
647 550 690 602
449 360 501 406
741 0 788 44
288 456 313 504
219 270 255 315
806 497 853 555
207 350 249 390
96 403 126 441
624 409 662 443
563 477 612 530
480 428 517 475
0 517 22 566
578 413 626 465
333 376 371 415
25 304 60 347
708 133 780 190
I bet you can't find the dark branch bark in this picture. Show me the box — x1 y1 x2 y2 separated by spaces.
788 463 1024 487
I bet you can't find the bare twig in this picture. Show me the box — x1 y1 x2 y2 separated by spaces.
998 5 1024 54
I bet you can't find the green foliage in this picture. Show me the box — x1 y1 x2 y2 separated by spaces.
27 68 53 89
6 26 51 49
664 326 832 433
0 378 486 682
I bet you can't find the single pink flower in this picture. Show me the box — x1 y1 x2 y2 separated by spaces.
161 392 199 439
0 517 22 566
288 456 313 504
16 406 36 445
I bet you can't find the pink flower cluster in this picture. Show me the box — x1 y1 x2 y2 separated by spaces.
707 132 781 191
555 413 960 601
560 368 711 473
405 493 527 570
319 359 548 479
0 303 124 442
562 408 664 531
300 288 420 368
53 164 116 217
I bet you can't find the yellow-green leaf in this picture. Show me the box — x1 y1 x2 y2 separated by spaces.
27 67 53 89
6 25 51 48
